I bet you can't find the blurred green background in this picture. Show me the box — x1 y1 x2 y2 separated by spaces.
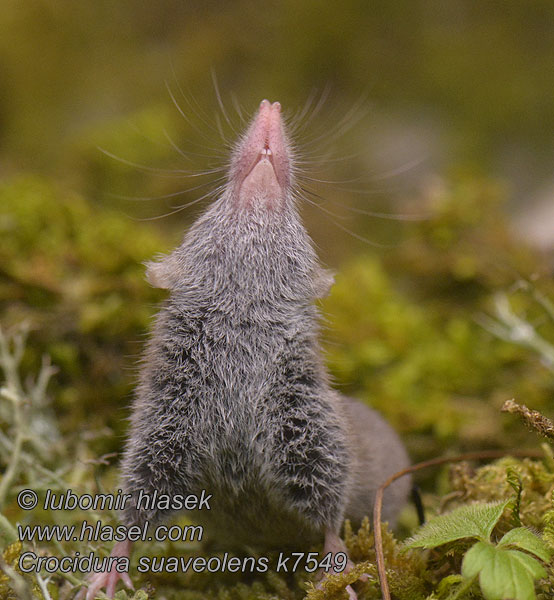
2 0 554 463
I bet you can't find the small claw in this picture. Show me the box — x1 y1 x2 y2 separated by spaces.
345 584 358 600
339 558 356 575
85 572 106 600
83 540 134 599
74 586 85 600
120 571 134 590
318 528 367 599
84 569 130 600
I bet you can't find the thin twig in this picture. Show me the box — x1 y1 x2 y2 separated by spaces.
0 325 28 395
35 572 54 600
501 399 554 439
0 325 64 508
372 449 544 600
0 386 26 509
0 429 70 489
0 557 34 600
487 293 554 372
517 279 554 324
0 511 18 544
0 326 30 508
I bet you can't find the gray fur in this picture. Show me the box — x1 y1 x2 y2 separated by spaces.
119 119 410 550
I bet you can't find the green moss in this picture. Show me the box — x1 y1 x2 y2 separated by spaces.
323 178 554 462
0 174 167 442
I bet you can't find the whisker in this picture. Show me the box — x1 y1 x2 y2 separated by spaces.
168 58 224 140
162 129 227 162
288 87 328 134
295 190 396 249
111 175 227 202
297 178 405 195
296 171 427 220
298 92 368 150
97 147 208 178
296 187 349 221
293 84 333 136
368 157 427 181
165 81 223 151
136 184 226 221
211 69 239 137
287 89 319 132
300 174 366 185
294 151 360 166
231 92 246 124
326 203 428 221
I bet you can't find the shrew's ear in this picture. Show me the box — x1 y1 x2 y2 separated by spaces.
145 252 182 290
314 268 335 299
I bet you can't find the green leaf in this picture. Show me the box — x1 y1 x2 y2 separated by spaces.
462 541 546 600
405 500 510 548
506 467 523 528
498 527 552 563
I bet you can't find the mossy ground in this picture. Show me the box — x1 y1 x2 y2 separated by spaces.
1 170 554 598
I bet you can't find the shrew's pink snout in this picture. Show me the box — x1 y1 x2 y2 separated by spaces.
232 99 291 209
